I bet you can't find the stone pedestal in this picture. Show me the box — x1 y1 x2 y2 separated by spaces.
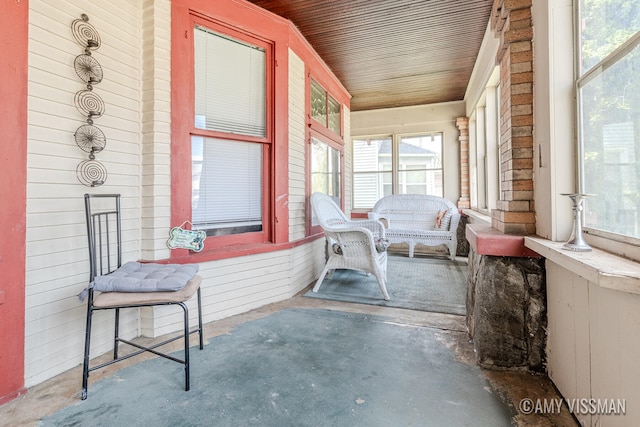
466 247 546 371
456 213 470 257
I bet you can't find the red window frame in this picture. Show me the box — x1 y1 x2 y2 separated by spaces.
306 72 345 236
189 17 274 248
170 0 350 261
171 4 285 261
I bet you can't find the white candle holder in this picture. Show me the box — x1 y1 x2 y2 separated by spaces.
561 193 593 252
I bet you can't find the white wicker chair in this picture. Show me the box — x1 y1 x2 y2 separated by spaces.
311 192 390 300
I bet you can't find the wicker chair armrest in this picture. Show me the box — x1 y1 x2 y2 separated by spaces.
325 226 380 256
349 219 386 238
448 210 461 232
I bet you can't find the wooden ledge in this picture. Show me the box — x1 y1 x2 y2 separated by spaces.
525 236 640 295
466 223 541 258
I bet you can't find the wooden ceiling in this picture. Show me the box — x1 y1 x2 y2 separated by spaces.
247 0 494 111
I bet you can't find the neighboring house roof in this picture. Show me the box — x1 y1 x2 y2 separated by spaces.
378 140 437 155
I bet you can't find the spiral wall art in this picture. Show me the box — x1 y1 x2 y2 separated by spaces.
76 159 108 187
71 14 108 187
74 90 105 121
71 14 102 51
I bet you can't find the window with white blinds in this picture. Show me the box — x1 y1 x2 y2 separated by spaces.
191 24 269 237
192 137 263 235
194 26 266 137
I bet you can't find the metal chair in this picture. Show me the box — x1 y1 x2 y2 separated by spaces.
81 193 203 400
310 192 390 300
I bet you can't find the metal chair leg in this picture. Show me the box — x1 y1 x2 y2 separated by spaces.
197 288 204 350
113 308 120 359
180 302 190 392
81 297 94 401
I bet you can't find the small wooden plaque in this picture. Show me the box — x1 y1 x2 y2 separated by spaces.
167 225 206 252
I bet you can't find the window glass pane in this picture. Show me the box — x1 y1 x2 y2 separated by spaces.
353 138 392 172
311 137 341 225
311 80 327 125
192 136 263 235
580 41 640 238
579 0 640 72
311 137 341 198
399 170 443 196
352 137 393 209
398 134 443 196
405 169 426 184
353 172 393 209
399 135 442 168
328 95 341 134
194 26 266 137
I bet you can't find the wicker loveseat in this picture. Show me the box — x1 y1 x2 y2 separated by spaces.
368 194 461 260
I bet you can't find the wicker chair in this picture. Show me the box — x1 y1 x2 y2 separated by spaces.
310 192 390 300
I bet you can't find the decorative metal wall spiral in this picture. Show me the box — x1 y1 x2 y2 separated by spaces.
74 90 105 120
74 124 106 153
76 159 108 187
74 55 103 85
71 14 101 52
71 14 107 187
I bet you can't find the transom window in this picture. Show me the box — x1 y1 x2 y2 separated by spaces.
352 133 443 210
311 79 341 135
577 1 640 241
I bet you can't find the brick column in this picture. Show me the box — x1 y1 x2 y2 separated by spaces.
456 117 470 209
490 0 535 235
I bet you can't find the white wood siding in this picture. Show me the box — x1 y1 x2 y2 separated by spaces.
288 50 307 241
26 0 143 387
546 261 640 427
140 0 172 262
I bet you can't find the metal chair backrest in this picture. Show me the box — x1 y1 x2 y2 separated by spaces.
84 194 122 283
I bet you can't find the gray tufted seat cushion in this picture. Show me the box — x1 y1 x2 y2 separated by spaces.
92 262 199 293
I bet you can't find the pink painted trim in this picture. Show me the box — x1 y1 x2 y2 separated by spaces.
466 223 541 258
0 0 28 404
0 387 28 406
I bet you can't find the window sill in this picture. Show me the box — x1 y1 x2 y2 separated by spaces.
462 209 492 225
153 234 323 264
524 236 640 296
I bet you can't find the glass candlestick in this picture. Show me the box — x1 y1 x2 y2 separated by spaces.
561 193 593 252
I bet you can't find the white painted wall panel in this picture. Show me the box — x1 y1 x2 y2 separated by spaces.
547 260 640 426
25 0 142 387
140 0 172 261
288 49 307 241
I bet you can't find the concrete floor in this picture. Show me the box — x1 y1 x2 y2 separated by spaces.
0 290 578 426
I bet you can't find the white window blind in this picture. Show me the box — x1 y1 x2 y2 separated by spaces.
192 137 263 232
194 26 266 137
